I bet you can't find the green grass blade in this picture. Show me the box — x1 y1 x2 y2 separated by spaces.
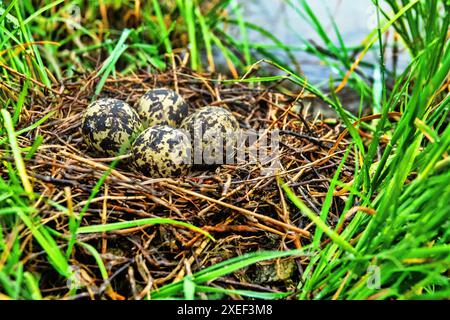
77 217 214 241
151 248 308 299
278 176 357 255
1 109 33 197
196 285 291 300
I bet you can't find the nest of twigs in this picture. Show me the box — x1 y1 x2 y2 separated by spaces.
10 66 354 299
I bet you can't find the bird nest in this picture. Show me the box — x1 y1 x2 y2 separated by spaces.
9 66 354 299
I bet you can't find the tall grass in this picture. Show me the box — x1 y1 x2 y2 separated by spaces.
281 0 450 299
0 0 284 87
1 0 449 299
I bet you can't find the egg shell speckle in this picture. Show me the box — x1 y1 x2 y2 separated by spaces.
81 98 141 156
180 106 240 165
135 88 189 128
131 125 191 177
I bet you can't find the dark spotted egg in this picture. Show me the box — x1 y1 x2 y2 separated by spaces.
131 125 191 177
180 106 240 165
81 98 141 156
135 88 189 127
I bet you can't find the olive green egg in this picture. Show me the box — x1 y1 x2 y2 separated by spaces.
180 106 240 165
131 125 191 177
81 98 141 156
135 88 189 127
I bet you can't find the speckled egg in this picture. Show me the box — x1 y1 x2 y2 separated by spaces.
81 98 142 156
180 106 240 165
135 88 189 127
131 125 191 177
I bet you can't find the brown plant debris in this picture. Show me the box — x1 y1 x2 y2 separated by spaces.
2 66 355 299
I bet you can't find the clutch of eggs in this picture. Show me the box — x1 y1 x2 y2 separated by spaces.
135 88 189 128
82 93 240 176
81 98 141 156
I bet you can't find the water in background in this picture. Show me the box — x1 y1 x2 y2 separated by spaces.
235 0 409 83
